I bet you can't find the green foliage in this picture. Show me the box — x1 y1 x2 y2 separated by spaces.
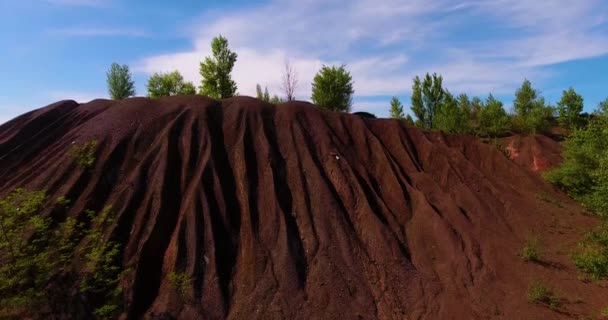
527 280 560 310
571 223 608 280
521 234 541 262
597 98 608 116
545 115 608 216
512 79 554 134
168 271 192 301
557 87 584 129
405 114 414 125
434 91 471 134
389 96 405 119
457 93 472 120
147 71 196 98
0 189 125 319
602 306 608 317
199 35 238 99
69 139 98 169
256 84 284 104
311 65 354 112
470 96 483 120
477 94 511 136
411 73 445 129
106 63 135 100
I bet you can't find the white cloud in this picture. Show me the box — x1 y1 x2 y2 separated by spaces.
47 27 147 37
135 0 608 101
47 91 105 103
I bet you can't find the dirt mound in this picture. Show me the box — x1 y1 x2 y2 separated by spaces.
0 96 605 319
502 135 563 173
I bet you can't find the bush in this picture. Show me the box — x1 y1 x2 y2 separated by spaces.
147 71 196 98
572 224 608 280
527 280 560 310
545 116 608 216
168 271 192 301
0 189 125 318
69 140 98 169
521 235 541 262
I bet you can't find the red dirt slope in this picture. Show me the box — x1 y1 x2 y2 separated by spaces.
502 135 563 173
0 96 605 319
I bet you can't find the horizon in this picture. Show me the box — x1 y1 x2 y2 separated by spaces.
1 0 608 124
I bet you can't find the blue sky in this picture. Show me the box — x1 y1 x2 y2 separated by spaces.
1 0 608 123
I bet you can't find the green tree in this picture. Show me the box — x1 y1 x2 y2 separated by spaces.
514 79 538 117
545 114 608 216
199 35 238 99
389 96 405 119
597 98 608 116
410 73 445 129
311 65 354 112
405 114 415 125
106 63 135 100
557 87 584 129
470 96 483 120
146 71 195 98
477 94 511 136
512 79 553 134
457 93 472 119
256 84 284 104
434 91 470 133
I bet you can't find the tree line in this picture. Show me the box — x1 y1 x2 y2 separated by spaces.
107 34 604 137
106 35 355 111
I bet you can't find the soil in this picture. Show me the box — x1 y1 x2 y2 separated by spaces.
0 96 606 319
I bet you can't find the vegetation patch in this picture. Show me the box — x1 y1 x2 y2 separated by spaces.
0 189 125 319
69 139 99 169
527 280 561 310
521 235 541 262
572 223 608 280
168 271 192 302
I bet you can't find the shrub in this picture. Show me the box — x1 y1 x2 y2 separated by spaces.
521 235 541 262
69 139 98 169
545 116 608 216
168 271 191 301
602 306 608 317
572 223 608 280
527 280 560 310
0 189 125 318
147 71 196 98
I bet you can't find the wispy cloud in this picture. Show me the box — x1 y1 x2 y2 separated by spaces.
47 27 147 38
135 0 608 102
47 90 105 103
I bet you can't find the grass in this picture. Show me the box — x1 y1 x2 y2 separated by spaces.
521 234 541 262
572 223 608 280
527 280 561 310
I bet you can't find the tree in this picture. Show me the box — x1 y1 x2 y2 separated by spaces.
457 93 472 119
470 96 483 120
512 79 553 134
405 114 415 125
596 98 608 116
256 84 284 104
199 35 238 99
389 97 405 119
147 71 196 98
514 79 538 116
557 87 584 129
545 114 608 216
311 65 354 112
106 63 135 100
477 94 511 136
410 73 445 129
281 59 298 101
434 91 470 133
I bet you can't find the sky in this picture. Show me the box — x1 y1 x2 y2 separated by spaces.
1 0 608 123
